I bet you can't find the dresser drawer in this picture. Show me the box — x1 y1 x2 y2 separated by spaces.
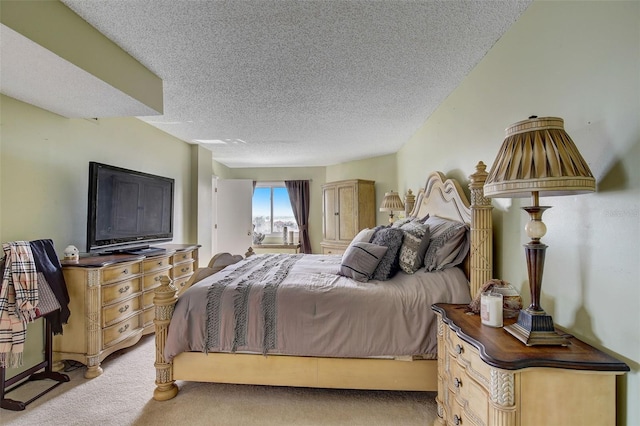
172 250 195 265
447 355 489 426
103 315 141 349
143 256 171 273
447 331 491 389
448 390 481 426
102 277 142 306
102 295 141 327
173 276 192 296
143 269 171 290
171 261 194 279
142 286 160 309
101 262 142 285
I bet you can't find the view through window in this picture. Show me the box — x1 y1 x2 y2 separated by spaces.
252 184 298 236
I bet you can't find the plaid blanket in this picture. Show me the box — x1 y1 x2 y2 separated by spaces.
0 241 39 368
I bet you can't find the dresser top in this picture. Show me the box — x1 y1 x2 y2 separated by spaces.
62 253 147 268
433 303 629 372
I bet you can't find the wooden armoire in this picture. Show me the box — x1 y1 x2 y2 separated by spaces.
320 179 375 255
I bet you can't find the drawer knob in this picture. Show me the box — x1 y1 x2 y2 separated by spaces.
118 285 130 294
181 267 188 273
157 261 163 266
122 269 128 275
155 276 161 282
118 324 130 334
118 304 130 313
454 377 462 388
453 414 462 425
455 344 464 355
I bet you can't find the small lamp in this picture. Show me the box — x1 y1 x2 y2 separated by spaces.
379 191 405 223
484 116 595 346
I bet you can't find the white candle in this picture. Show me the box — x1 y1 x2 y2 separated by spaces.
481 292 503 327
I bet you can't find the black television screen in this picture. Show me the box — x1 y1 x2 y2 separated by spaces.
87 162 174 253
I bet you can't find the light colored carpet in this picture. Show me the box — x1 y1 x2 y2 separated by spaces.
2 335 438 425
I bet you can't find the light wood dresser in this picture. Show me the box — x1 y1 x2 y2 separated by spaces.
320 179 375 255
432 304 629 426
54 244 198 378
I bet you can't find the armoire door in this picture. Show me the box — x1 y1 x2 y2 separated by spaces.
322 185 337 241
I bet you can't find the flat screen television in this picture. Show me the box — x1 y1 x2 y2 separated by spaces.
87 162 174 254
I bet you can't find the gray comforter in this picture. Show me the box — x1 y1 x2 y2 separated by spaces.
164 253 471 362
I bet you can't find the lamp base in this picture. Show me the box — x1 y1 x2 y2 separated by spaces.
504 309 569 346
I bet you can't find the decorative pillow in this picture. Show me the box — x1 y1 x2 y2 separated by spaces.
398 220 431 274
423 216 470 271
391 218 411 228
353 227 377 244
342 228 378 261
339 242 388 282
369 225 388 239
370 227 404 281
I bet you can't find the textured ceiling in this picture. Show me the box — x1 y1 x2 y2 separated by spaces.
61 0 531 168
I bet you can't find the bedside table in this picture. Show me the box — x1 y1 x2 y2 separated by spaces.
432 304 629 426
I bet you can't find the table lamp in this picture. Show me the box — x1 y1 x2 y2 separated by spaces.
379 191 405 223
484 116 595 345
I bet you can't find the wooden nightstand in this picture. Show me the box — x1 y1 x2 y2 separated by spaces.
432 304 629 426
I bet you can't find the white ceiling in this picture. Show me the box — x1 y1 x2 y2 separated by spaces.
57 1 531 167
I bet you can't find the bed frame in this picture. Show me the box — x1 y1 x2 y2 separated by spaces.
152 161 493 401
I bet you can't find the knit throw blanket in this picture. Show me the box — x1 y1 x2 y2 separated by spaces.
0 241 39 368
205 254 302 355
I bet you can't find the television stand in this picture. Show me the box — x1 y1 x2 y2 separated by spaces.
55 244 200 378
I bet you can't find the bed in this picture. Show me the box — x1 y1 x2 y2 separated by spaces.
152 161 493 401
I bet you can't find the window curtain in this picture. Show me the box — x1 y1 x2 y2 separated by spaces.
284 180 312 254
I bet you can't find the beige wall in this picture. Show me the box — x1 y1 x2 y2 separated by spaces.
326 153 398 225
397 2 639 424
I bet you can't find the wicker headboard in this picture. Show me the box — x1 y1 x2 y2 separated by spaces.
406 162 493 298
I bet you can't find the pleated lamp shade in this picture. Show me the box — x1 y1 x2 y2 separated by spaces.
484 116 596 198
379 191 405 212
379 191 405 223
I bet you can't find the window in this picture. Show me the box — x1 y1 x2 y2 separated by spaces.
252 183 298 236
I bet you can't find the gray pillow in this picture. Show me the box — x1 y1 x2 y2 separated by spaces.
339 242 388 282
370 227 404 281
423 216 469 271
398 220 431 274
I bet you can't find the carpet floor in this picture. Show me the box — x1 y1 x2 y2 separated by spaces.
2 335 438 425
